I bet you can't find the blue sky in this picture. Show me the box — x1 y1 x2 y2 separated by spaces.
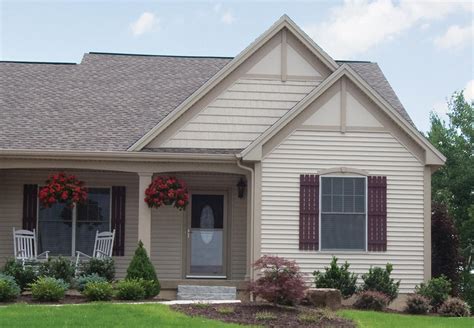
1 0 473 132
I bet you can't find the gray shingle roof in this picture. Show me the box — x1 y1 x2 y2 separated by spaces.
141 147 243 154
339 61 414 125
0 53 413 152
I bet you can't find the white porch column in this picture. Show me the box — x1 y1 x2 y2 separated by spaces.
138 172 153 254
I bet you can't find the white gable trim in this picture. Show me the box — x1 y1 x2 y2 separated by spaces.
239 65 446 166
128 15 338 151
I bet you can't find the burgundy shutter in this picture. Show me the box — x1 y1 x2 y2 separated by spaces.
299 175 320 250
367 176 387 251
111 186 126 256
22 184 38 231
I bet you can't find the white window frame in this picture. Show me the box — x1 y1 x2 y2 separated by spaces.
36 186 112 256
319 175 368 253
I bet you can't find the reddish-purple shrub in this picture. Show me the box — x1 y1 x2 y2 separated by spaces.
353 291 390 311
248 255 307 305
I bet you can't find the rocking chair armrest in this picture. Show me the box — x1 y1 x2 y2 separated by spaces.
75 251 92 260
37 251 49 259
95 250 111 257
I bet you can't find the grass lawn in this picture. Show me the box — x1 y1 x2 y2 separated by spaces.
0 303 252 328
340 310 473 328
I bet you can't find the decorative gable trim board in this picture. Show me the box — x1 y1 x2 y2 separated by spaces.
240 65 446 166
157 77 319 149
128 15 338 152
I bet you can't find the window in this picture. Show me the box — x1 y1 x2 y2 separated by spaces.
38 188 111 256
320 177 366 251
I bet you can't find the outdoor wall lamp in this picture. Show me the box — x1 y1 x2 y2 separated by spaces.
237 177 247 199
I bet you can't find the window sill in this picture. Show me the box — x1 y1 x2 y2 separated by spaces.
317 250 369 255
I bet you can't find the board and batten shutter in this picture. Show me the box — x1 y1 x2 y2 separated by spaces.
367 176 387 252
23 184 38 231
299 174 319 250
111 186 126 256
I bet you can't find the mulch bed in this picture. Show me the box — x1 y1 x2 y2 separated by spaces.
172 303 355 327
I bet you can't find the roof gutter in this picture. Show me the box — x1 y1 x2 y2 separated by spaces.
0 149 236 163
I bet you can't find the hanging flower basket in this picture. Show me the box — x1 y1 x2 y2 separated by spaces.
144 176 189 211
38 173 88 208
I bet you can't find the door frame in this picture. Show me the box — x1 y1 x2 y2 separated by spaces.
184 190 229 279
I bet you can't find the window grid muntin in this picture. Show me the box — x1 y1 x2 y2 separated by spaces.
320 176 367 251
321 177 365 214
37 187 112 256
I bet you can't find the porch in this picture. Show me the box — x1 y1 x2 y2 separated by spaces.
0 165 251 297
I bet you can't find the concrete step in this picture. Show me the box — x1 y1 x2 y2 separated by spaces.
177 285 237 300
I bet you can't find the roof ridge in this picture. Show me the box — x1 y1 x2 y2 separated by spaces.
336 60 373 63
88 52 234 60
0 60 76 65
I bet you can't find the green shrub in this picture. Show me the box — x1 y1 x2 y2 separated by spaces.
139 279 161 299
115 279 145 300
193 302 210 308
216 306 235 314
80 258 115 282
298 313 319 323
0 273 21 302
405 294 431 314
125 241 160 298
30 277 68 302
353 290 390 311
360 263 400 302
415 275 451 310
255 311 277 321
313 256 357 298
2 258 37 291
82 281 113 301
438 297 471 317
75 273 108 292
38 257 75 283
460 271 474 310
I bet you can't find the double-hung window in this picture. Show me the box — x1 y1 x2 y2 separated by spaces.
320 177 366 251
38 187 111 256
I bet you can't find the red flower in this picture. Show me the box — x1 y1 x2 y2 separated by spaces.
38 173 87 208
144 176 188 210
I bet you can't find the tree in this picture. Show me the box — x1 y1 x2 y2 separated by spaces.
431 201 463 295
126 241 160 298
427 91 474 250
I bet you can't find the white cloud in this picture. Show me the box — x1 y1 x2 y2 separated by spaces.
431 80 473 117
221 11 235 24
213 3 222 13
130 12 158 37
420 23 430 31
212 3 235 24
432 100 449 115
303 0 471 58
464 80 474 102
434 22 474 49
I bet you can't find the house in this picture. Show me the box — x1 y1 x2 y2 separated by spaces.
0 15 445 300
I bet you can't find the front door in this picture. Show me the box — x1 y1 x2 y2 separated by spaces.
186 194 226 278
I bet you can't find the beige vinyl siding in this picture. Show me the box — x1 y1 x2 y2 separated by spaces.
151 173 247 280
0 169 138 278
261 131 425 293
151 205 184 279
162 78 318 149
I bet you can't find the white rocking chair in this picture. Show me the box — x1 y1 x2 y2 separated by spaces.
13 228 49 268
75 230 115 275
